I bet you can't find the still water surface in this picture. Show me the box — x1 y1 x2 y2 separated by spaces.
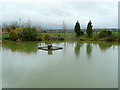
2 41 118 88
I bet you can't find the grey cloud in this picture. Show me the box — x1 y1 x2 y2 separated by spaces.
0 0 118 29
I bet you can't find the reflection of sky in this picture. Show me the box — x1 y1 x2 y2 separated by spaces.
2 42 118 88
0 46 2 89
1 0 118 29
119 2 120 29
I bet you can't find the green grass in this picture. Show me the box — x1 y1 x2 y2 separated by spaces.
1 33 9 38
37 33 76 40
39 33 76 36
112 32 120 37
0 34 2 38
2 32 120 41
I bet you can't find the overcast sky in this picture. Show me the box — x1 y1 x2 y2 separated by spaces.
0 0 119 29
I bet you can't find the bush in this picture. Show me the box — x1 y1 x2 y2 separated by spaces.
99 29 112 38
107 31 112 36
9 30 19 41
21 26 38 41
43 30 47 33
80 31 84 36
9 27 22 41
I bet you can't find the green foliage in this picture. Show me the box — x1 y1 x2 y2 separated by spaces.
80 31 84 36
99 29 112 38
107 30 112 36
9 30 19 41
9 27 22 41
43 30 47 33
86 21 93 38
74 21 81 37
21 26 38 41
9 26 38 41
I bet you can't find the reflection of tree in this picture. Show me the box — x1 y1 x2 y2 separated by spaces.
86 43 92 58
98 42 112 51
3 42 37 54
48 50 52 55
75 43 81 57
44 41 50 45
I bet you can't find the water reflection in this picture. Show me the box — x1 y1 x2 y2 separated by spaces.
86 43 92 58
0 45 2 89
74 43 81 57
2 41 118 88
40 50 53 55
98 42 113 51
3 42 38 54
2 41 119 56
48 50 53 55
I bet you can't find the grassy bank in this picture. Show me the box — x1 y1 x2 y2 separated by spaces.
2 32 120 42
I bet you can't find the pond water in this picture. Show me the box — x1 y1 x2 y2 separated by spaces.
2 41 119 88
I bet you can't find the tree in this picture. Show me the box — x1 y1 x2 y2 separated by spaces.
74 21 81 37
9 27 22 41
21 26 38 41
98 29 112 38
87 20 93 38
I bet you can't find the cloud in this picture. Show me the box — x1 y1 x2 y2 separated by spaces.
0 0 118 29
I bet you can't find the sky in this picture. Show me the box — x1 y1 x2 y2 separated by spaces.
0 0 119 29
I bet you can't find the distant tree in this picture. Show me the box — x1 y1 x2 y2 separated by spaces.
86 20 93 38
98 29 112 38
74 21 81 37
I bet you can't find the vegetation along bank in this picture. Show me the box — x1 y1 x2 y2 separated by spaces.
1 20 120 42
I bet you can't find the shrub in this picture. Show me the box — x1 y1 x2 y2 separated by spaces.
99 29 112 38
9 27 22 41
9 30 19 41
107 30 112 36
21 26 38 41
80 31 84 36
43 30 47 33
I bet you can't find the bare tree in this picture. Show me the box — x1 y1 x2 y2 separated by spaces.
19 18 22 26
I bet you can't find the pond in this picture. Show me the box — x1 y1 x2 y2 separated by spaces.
1 41 119 88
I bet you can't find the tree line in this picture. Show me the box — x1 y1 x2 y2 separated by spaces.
74 21 113 40
2 20 114 41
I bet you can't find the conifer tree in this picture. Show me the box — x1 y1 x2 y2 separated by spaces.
87 20 93 38
74 21 81 37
